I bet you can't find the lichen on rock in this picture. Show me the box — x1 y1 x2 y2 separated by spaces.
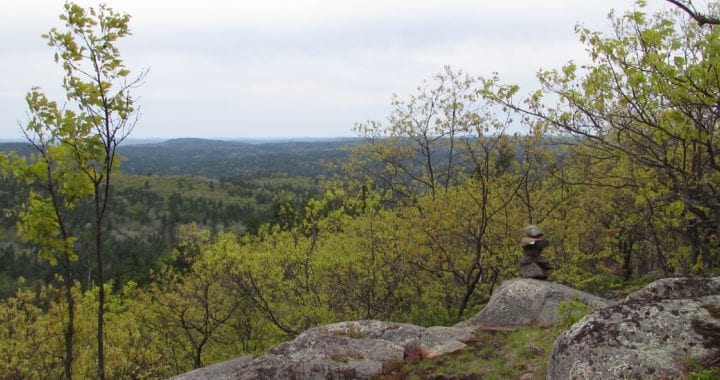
548 277 720 379
220 320 476 379
456 278 609 330
173 278 613 379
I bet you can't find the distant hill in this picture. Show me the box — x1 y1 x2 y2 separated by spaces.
118 138 357 178
0 138 359 179
0 142 33 157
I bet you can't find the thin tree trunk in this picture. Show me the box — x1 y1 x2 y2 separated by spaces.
96 190 106 380
457 267 483 319
194 350 203 370
44 156 75 380
63 261 74 380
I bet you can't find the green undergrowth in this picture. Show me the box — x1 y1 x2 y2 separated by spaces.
687 367 720 380
376 326 565 380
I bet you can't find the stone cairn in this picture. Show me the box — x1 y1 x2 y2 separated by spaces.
518 225 552 280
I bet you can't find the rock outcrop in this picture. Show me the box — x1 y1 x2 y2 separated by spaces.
456 278 609 330
170 356 253 380
548 277 720 379
173 278 609 379
230 320 475 379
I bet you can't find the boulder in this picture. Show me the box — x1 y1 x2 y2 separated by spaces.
169 355 253 380
456 278 609 330
221 320 475 380
548 277 720 379
173 278 610 379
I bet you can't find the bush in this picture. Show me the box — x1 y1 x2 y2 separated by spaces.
557 297 589 329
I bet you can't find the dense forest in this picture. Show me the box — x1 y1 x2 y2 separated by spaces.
0 139 341 296
1 1 719 379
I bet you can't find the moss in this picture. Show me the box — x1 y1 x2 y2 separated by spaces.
688 368 720 380
682 355 720 379
374 327 563 379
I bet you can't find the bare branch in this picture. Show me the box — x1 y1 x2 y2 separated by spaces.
666 0 720 26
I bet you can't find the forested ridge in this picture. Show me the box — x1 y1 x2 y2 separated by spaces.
0 140 335 295
117 138 355 178
1 1 719 379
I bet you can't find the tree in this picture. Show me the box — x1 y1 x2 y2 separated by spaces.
223 211 334 337
29 3 145 378
148 259 240 370
348 68 533 318
666 0 720 26
0 278 175 378
0 283 62 379
488 1 720 273
4 90 93 380
350 66 488 203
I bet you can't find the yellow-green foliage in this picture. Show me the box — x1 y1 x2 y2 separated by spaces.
0 283 63 379
116 174 255 206
0 281 171 379
557 298 590 329
2 3 720 378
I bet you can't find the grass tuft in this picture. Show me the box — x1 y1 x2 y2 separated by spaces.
374 327 565 379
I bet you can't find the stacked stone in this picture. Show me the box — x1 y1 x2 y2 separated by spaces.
518 225 552 280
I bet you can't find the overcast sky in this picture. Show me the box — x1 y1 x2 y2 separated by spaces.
0 0 669 139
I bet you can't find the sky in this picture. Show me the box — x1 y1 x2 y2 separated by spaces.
0 0 670 139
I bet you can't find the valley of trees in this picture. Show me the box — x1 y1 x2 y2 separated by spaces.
0 1 718 378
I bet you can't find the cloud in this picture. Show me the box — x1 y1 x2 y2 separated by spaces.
0 0 667 138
